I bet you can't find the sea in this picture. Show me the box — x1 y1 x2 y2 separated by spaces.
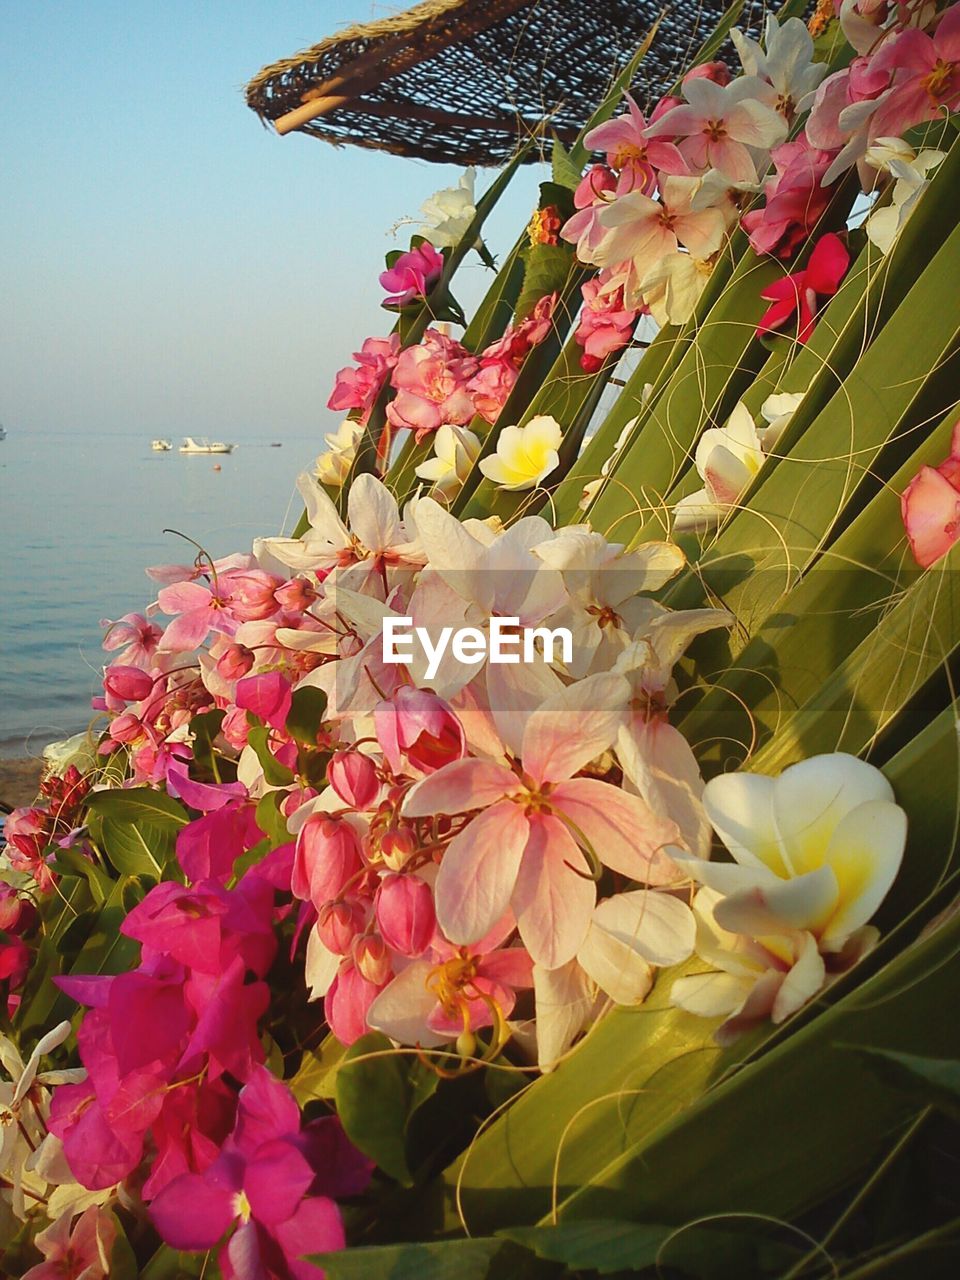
0 429 320 758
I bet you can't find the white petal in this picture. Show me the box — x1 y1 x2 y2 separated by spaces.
712 864 840 938
305 926 341 1000
702 770 789 875
820 799 906 947
671 970 752 1017
771 932 825 1022
367 963 448 1048
533 960 598 1071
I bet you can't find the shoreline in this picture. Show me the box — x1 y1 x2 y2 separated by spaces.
0 756 44 808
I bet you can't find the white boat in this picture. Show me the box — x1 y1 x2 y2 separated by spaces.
179 436 235 454
151 438 172 451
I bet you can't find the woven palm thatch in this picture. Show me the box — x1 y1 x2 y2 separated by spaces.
245 0 759 166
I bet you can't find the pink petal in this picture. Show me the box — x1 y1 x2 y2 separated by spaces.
149 1171 235 1250
512 814 595 968
157 580 212 614
402 759 517 817
902 465 960 568
435 802 528 945
273 1196 346 1279
551 778 681 884
521 673 629 784
158 609 215 652
804 233 849 296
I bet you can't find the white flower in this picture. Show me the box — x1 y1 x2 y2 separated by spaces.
578 418 637 511
314 417 363 489
414 423 481 501
865 145 945 256
731 15 829 120
418 169 477 248
673 401 766 534
479 414 563 491
42 732 97 778
640 251 715 327
758 390 804 452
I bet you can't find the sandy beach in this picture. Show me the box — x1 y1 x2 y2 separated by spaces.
0 756 43 808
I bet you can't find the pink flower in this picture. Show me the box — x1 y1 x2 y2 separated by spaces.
327 334 401 425
741 138 837 259
374 687 466 775
368 913 534 1044
22 1205 117 1280
465 294 557 422
466 361 518 424
101 611 162 668
103 663 154 705
380 241 445 308
292 815 363 913
177 801 265 882
403 674 680 969
328 750 379 809
574 277 638 373
644 78 787 182
386 329 479 438
326 960 387 1044
149 1066 351 1280
235 671 293 731
560 165 618 258
376 874 435 956
220 569 284 622
868 7 960 141
683 60 731 87
756 232 850 344
157 580 242 651
584 94 687 195
902 420 960 568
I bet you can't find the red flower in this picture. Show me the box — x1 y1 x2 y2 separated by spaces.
756 233 849 344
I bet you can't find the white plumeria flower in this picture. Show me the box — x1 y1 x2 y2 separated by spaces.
314 417 363 488
414 423 481 501
671 752 906 952
731 15 829 120
673 401 766 533
670 886 829 1044
758 390 804 452
479 414 563 491
865 146 945 256
640 251 715 327
534 889 696 1069
418 169 477 248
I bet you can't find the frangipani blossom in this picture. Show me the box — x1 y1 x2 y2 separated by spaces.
673 401 767 533
403 674 680 969
414 423 481 500
478 415 563 491
864 143 945 254
644 76 788 182
594 176 726 308
672 752 906 952
314 418 363 489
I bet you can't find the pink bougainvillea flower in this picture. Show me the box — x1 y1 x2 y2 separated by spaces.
868 5 960 142
380 241 445 308
644 77 788 182
327 333 401 424
756 232 849 343
22 1204 117 1280
177 801 265 882
149 1067 347 1280
902 420 960 568
235 671 293 731
741 138 837 259
584 93 687 196
386 328 479 438
403 673 680 969
368 913 534 1046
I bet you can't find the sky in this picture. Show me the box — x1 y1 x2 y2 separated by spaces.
0 1 544 438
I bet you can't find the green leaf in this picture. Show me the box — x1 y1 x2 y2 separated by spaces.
85 787 189 827
334 1032 439 1185
287 685 328 746
309 1239 506 1280
246 725 296 786
100 815 170 879
842 1046 960 1119
187 707 226 778
551 135 582 190
514 242 575 324
255 789 292 846
500 1219 797 1278
290 1033 348 1104
49 846 111 903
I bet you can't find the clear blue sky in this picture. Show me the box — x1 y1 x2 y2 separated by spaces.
0 1 543 437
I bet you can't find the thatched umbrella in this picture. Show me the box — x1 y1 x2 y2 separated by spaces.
245 0 752 166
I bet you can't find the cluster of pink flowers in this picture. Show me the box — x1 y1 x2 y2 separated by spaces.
466 293 557 422
4 765 90 893
328 334 402 425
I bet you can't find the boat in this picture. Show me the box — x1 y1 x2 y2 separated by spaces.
151 438 172 451
179 436 235 454
0 424 7 441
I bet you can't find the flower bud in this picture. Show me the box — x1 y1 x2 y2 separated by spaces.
292 815 363 907
316 899 364 954
380 823 418 871
375 874 435 957
374 687 465 775
353 933 392 986
216 643 255 681
328 751 379 809
103 664 154 704
109 712 143 744
325 962 383 1045
682 59 731 87
274 577 319 612
221 569 284 621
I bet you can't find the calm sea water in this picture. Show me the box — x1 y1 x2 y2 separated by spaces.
0 429 319 757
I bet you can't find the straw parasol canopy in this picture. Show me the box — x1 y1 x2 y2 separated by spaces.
245 0 753 166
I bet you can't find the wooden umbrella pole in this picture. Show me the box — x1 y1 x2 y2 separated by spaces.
271 0 534 135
